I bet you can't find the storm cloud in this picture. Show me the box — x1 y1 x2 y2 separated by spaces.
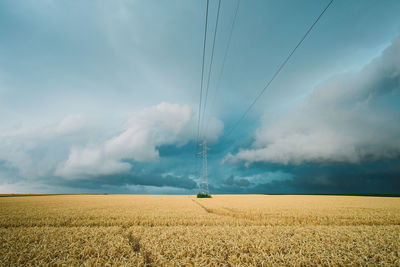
0 102 222 183
227 34 400 165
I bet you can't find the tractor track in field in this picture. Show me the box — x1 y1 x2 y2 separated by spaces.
191 199 257 222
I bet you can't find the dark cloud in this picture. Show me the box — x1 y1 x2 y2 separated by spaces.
53 172 197 191
225 175 250 187
249 160 400 194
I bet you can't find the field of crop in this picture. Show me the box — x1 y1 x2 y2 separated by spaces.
1 195 399 266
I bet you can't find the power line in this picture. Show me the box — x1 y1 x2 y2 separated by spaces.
223 0 334 140
192 0 210 193
200 0 222 141
195 0 210 146
204 0 241 139
195 0 222 195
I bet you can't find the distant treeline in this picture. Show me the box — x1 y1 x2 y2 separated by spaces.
264 193 400 197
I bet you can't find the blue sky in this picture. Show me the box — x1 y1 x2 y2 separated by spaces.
0 0 400 194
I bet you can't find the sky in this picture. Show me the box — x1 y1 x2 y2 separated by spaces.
0 0 399 194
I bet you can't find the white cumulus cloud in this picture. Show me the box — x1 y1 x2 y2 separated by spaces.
0 115 89 179
226 34 400 165
56 102 223 179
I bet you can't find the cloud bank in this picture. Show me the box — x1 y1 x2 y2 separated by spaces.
0 102 223 182
227 34 400 165
56 102 222 179
0 115 89 180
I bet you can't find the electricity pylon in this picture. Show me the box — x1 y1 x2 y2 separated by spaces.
198 140 210 195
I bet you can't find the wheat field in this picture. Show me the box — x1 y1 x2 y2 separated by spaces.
1 195 399 266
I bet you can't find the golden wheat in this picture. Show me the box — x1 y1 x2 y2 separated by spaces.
1 195 399 266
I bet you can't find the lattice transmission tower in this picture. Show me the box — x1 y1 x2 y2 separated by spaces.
198 140 210 195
